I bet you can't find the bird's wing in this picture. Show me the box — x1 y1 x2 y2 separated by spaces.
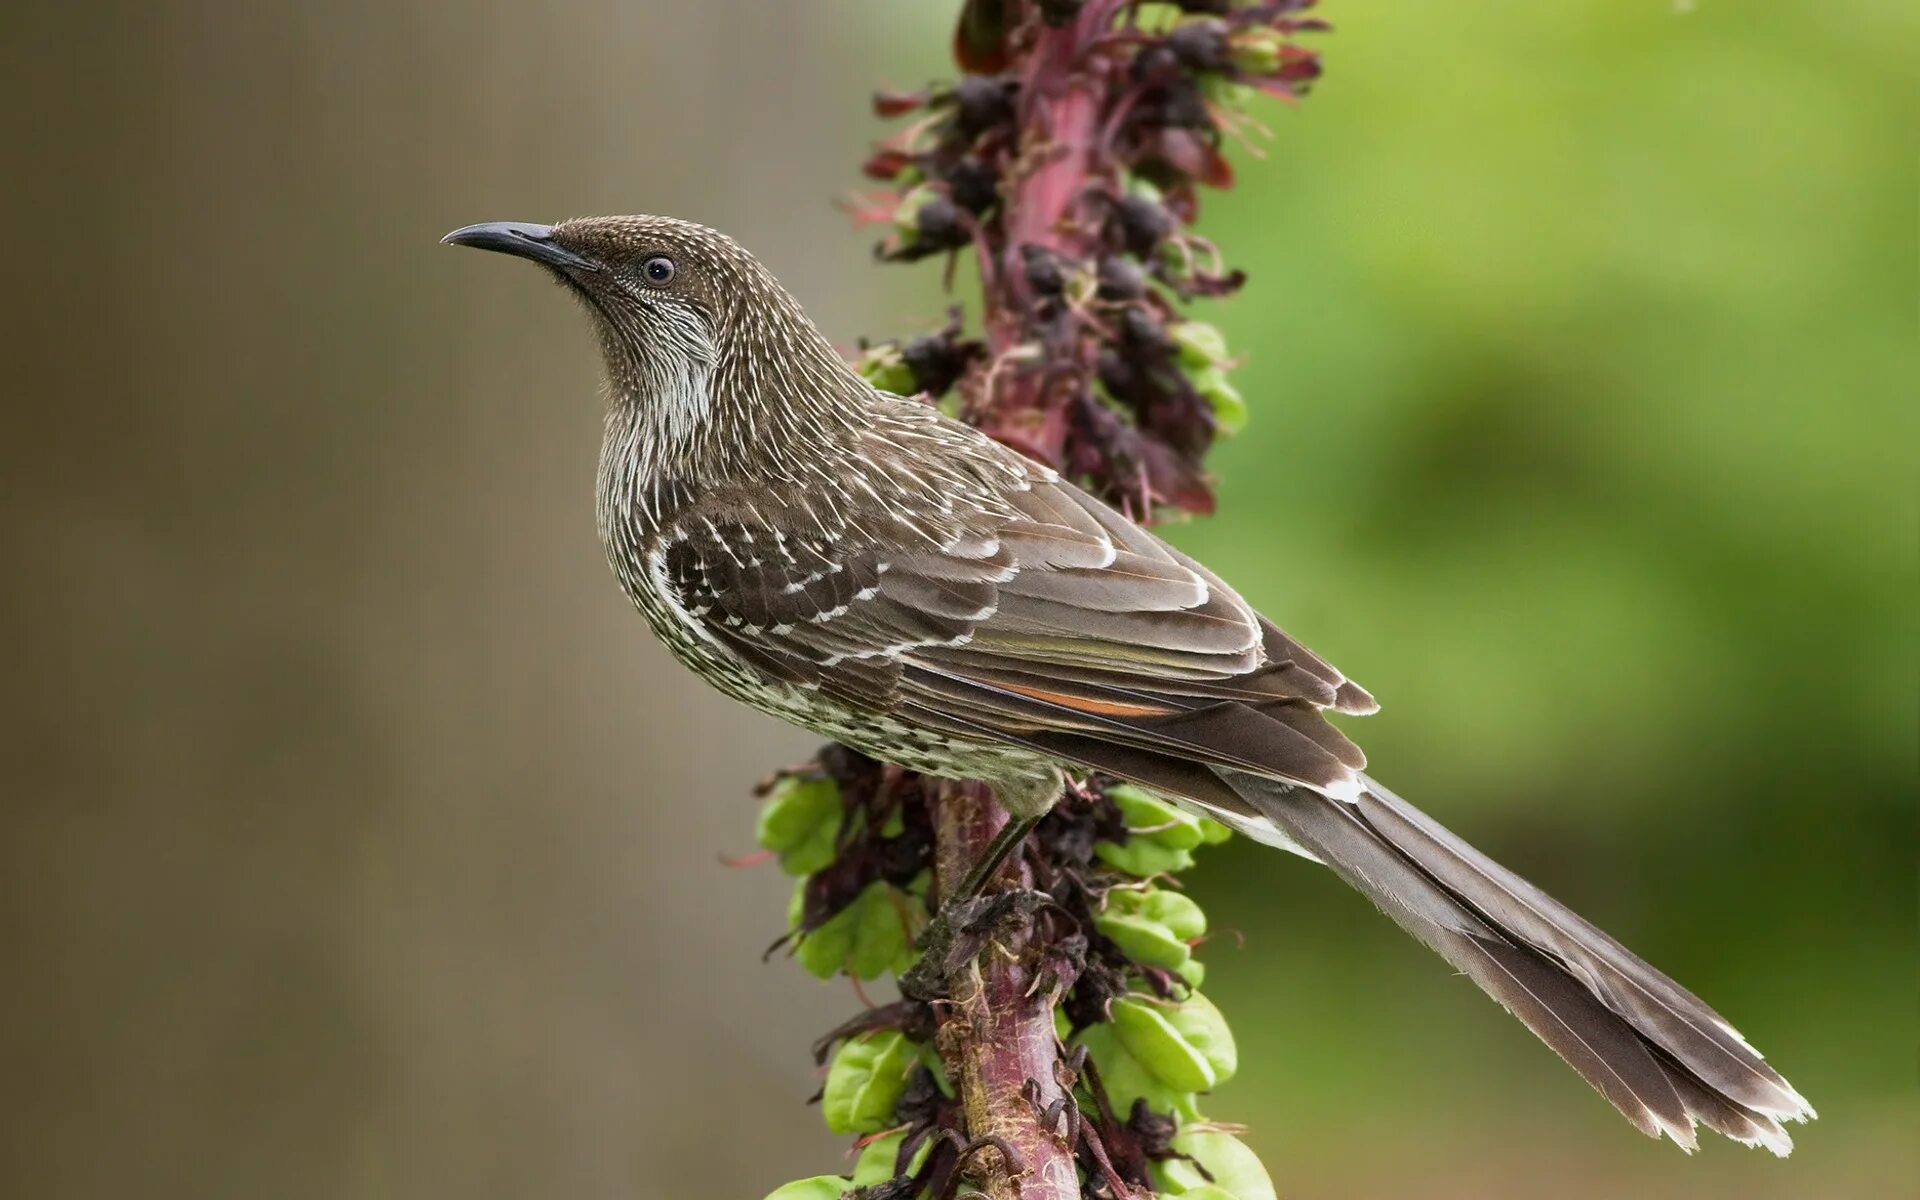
661 461 1375 809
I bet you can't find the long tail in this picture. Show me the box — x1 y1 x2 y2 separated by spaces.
1215 769 1815 1154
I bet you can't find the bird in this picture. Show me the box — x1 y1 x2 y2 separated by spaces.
443 213 1814 1155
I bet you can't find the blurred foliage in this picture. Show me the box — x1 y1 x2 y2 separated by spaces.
864 4 1913 1194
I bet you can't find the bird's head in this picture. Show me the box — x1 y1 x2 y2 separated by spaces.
445 214 867 479
443 214 769 388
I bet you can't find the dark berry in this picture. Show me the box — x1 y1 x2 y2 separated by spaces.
1021 244 1069 295
947 157 999 214
1130 44 1180 87
1113 193 1175 256
1118 307 1175 359
1168 19 1231 72
1096 255 1147 300
951 75 1016 137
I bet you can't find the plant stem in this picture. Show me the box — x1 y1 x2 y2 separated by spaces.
930 781 1079 1200
790 1 1330 1192
976 0 1117 467
928 12 1131 1195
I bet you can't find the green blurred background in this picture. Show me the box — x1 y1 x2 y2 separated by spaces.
1 2 1911 1198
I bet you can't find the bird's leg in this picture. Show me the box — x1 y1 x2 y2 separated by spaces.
899 813 1042 1001
952 813 1041 907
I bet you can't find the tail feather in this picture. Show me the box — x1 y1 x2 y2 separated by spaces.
1354 775 1809 1117
1215 769 1813 1154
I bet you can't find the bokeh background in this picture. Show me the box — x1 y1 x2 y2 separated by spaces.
2 2 1911 1197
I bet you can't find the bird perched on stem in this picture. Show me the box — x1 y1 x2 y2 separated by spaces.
444 214 1814 1154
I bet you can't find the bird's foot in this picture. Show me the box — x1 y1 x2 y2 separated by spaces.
898 887 1049 1002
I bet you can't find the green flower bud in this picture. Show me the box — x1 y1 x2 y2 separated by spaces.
789 880 850 979
789 880 925 981
1197 815 1234 846
822 1029 918 1135
1113 886 1209 940
1110 992 1238 1093
1229 27 1285 75
851 880 922 980
1070 1021 1198 1120
756 775 842 876
892 184 938 235
1170 321 1230 369
850 1128 933 1188
759 1176 849 1200
1095 836 1196 879
1094 887 1208 977
853 346 918 397
1095 906 1189 974
1150 1128 1277 1200
1105 783 1205 875
1125 171 1166 204
1187 365 1248 437
1108 785 1207 850
1201 75 1257 113
1176 956 1207 989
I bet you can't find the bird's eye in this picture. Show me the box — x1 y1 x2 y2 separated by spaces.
641 256 676 285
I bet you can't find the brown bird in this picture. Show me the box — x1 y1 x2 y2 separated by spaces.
444 214 1814 1154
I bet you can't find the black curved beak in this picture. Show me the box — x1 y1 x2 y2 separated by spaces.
441 221 600 272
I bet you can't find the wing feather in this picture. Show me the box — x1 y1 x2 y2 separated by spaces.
658 455 1372 795
998 549 1210 612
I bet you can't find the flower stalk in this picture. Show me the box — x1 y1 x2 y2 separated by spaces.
761 3 1328 1197
930 782 1081 1200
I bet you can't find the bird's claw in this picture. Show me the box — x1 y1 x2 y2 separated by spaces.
898 887 1049 1001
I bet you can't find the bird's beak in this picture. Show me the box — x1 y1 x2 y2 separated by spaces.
441 221 601 272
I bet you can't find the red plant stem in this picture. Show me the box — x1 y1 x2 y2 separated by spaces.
1002 1 1114 261
931 781 1080 1200
978 0 1122 469
929 8 1143 1199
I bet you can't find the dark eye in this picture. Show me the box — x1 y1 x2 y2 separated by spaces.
641 256 675 284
